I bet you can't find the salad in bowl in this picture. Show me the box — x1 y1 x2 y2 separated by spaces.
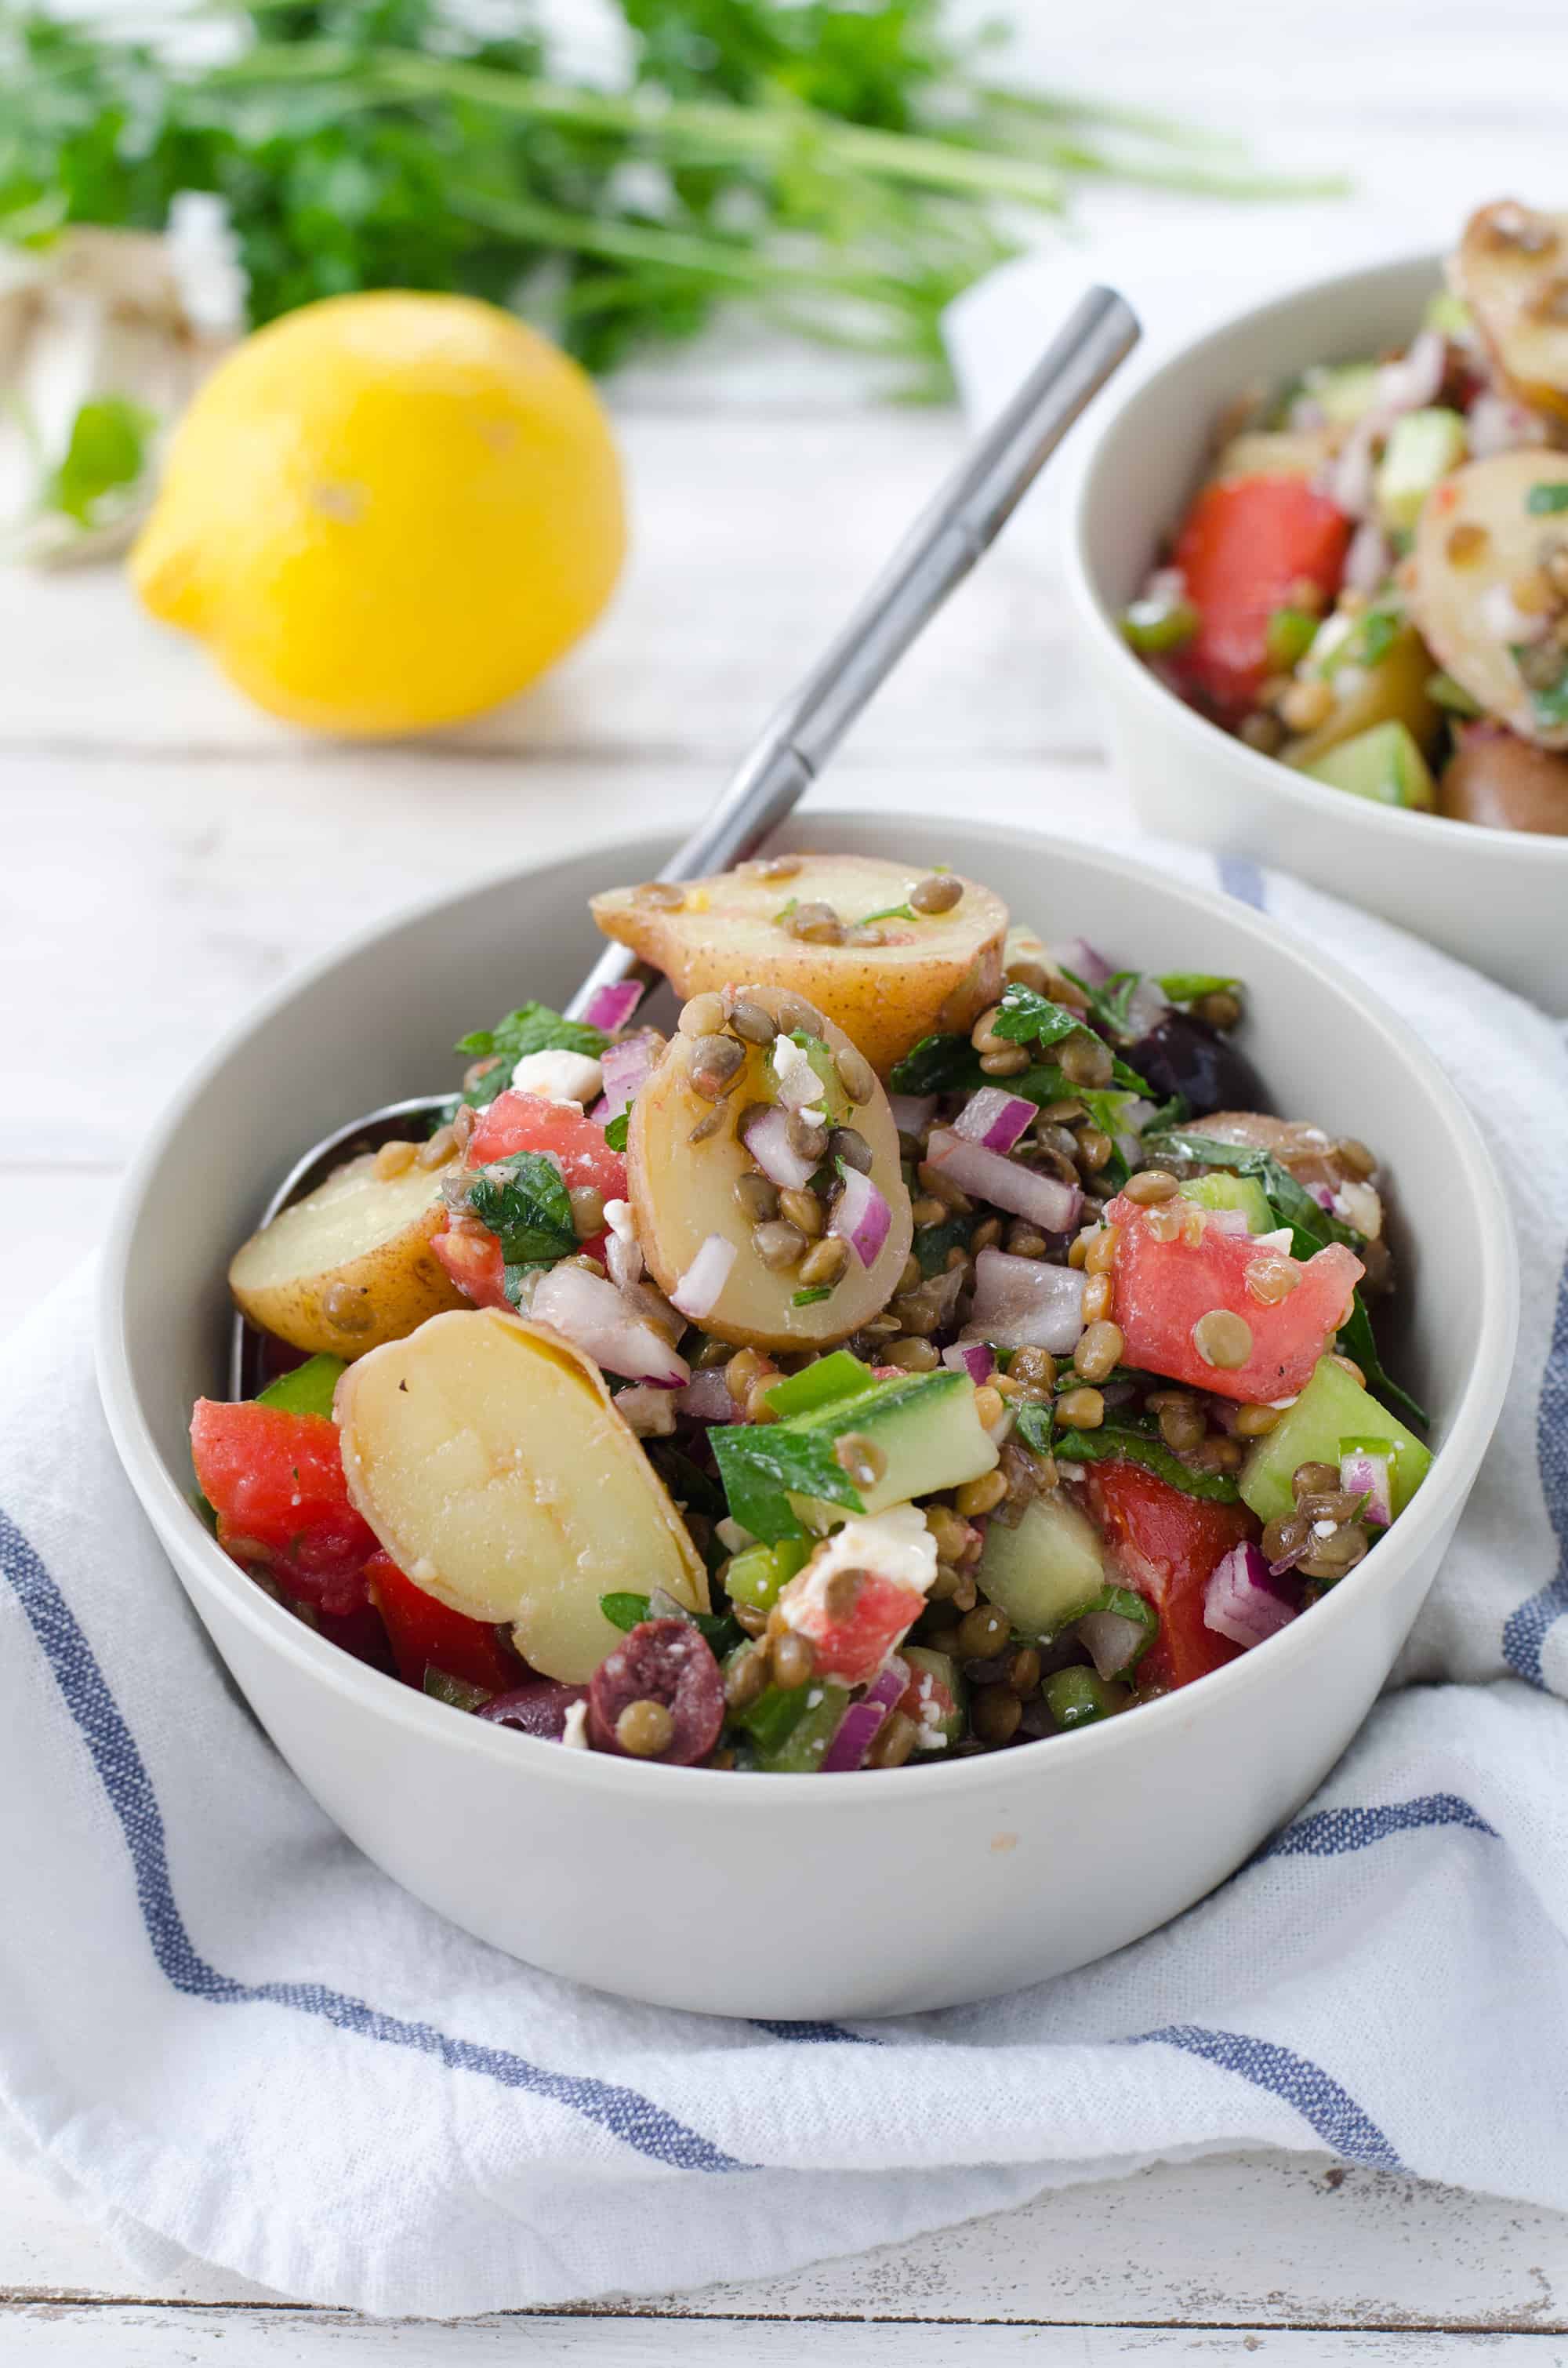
1120 198 1568 835
195 852 1430 1778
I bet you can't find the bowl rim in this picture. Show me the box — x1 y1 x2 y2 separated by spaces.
1061 243 1568 866
96 812 1519 1808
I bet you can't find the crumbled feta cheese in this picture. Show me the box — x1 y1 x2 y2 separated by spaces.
1312 1518 1338 1540
780 1505 938 1631
509 1048 604 1105
771 1033 813 1091
561 1701 590 1750
603 1199 637 1250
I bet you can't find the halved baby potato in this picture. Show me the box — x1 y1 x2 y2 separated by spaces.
629 983 913 1354
336 1309 708 1684
229 1151 466 1359
590 854 1006 1075
1410 449 1568 748
1452 202 1568 418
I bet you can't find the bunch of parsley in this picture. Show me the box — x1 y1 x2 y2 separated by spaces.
0 0 1338 392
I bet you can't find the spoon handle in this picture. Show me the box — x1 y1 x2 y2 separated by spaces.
565 283 1138 1020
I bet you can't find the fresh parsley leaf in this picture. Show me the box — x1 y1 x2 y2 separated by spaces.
709 1425 856 1543
44 394 157 528
1336 1296 1428 1430
603 1111 630 1153
455 1001 606 1104
993 984 1096 1054
1156 973 1240 1004
502 1260 550 1307
600 1591 651 1632
466 1151 576 1266
914 1214 971 1276
1052 1426 1242 1501
1014 1396 1053 1455
889 1032 982 1095
1528 483 1568 514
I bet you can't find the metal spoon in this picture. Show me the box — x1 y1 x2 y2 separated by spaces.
231 285 1139 1395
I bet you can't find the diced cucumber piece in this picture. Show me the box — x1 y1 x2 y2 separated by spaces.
1375 408 1467 534
750 1682 851 1772
1043 1665 1127 1731
1305 361 1381 427
1120 598 1199 656
1240 1356 1433 1527
978 1491 1106 1643
256 1354 346 1419
764 1352 872 1422
1424 291 1472 340
724 1538 812 1614
1178 1172 1273 1234
902 1646 966 1748
713 1367 996 1543
1303 719 1436 812
1265 605 1319 671
423 1669 493 1712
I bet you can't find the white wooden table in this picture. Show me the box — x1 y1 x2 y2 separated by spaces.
7 3 1568 2352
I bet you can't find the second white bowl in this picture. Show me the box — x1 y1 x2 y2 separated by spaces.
1063 250 1568 1013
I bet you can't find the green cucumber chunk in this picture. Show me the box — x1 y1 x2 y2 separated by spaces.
1303 718 1436 812
747 1681 852 1772
713 1366 996 1544
901 1646 966 1748
1075 1584 1158 1675
763 1351 873 1422
978 1490 1106 1643
1240 1356 1432 1527
1043 1665 1127 1731
1305 361 1381 427
256 1354 347 1419
1374 408 1467 535
1424 291 1472 340
1178 1171 1273 1234
724 1538 813 1614
422 1669 493 1712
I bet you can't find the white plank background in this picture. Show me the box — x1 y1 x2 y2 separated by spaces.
7 0 1568 2355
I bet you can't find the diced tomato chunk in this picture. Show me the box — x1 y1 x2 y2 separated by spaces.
191 1400 377 1608
1083 1461 1258 1693
1173 474 1352 720
777 1564 926 1687
1105 1193 1363 1404
366 1551 522 1692
434 1091 623 1303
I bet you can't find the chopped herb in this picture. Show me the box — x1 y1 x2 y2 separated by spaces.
856 903 917 925
1351 605 1401 670
600 1590 651 1632
994 982 1102 1053
1511 642 1568 730
501 1260 550 1307
602 1111 630 1153
793 1285 834 1306
600 1589 735 1652
466 1150 577 1266
1013 1396 1053 1456
889 1031 980 1095
913 1214 971 1276
1265 605 1319 671
774 899 799 924
423 1669 494 1711
42 394 157 528
710 1368 960 1542
1527 483 1568 514
1336 1296 1428 1431
1157 972 1240 1004
1052 1426 1242 1501
455 1001 605 1105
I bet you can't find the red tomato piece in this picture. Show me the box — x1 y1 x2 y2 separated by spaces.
366 1551 522 1692
1174 475 1352 720
777 1564 927 1687
1083 1461 1258 1693
191 1400 377 1603
433 1091 623 1302
1105 1194 1363 1405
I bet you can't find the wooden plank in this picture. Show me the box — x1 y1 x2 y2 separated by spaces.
2 2306 1564 2366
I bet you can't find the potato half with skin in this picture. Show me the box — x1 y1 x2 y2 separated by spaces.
229 1151 466 1359
336 1309 708 1684
629 984 913 1353
590 855 1006 1075
1452 202 1568 419
1410 450 1568 748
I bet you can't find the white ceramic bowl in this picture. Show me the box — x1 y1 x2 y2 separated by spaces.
97 813 1517 2018
1063 251 1568 1013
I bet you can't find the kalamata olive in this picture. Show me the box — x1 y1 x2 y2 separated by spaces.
1122 1011 1269 1117
587 1618 725 1765
478 1680 588 1741
1438 725 1568 834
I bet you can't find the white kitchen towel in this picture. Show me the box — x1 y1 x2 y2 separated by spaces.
0 840 1565 2321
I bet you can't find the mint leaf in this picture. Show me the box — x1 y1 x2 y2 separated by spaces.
45 394 156 528
600 1591 650 1632
1052 1426 1242 1501
466 1151 575 1266
603 1111 630 1153
993 984 1094 1053
455 1001 606 1106
1014 1396 1053 1456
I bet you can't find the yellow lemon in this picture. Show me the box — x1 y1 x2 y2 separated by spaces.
131 292 625 736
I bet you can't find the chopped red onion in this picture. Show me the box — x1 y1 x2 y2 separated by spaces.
614 1385 679 1438
1206 1207 1252 1236
532 1262 690 1387
583 979 645 1035
1120 977 1170 1040
830 1164 892 1268
1343 518 1392 597
670 1233 736 1321
597 1030 662 1123
1204 1541 1298 1649
1468 389 1549 459
890 1093 937 1137
962 1247 1086 1353
942 1341 996 1384
953 1088 1035 1154
605 1224 642 1294
1377 327 1446 416
926 1128 1081 1235
1326 418 1377 520
741 1102 816 1191
1049 936 1112 987
1340 1447 1393 1528
677 1367 739 1424
822 1655 910 1773
1076 1607 1149 1682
